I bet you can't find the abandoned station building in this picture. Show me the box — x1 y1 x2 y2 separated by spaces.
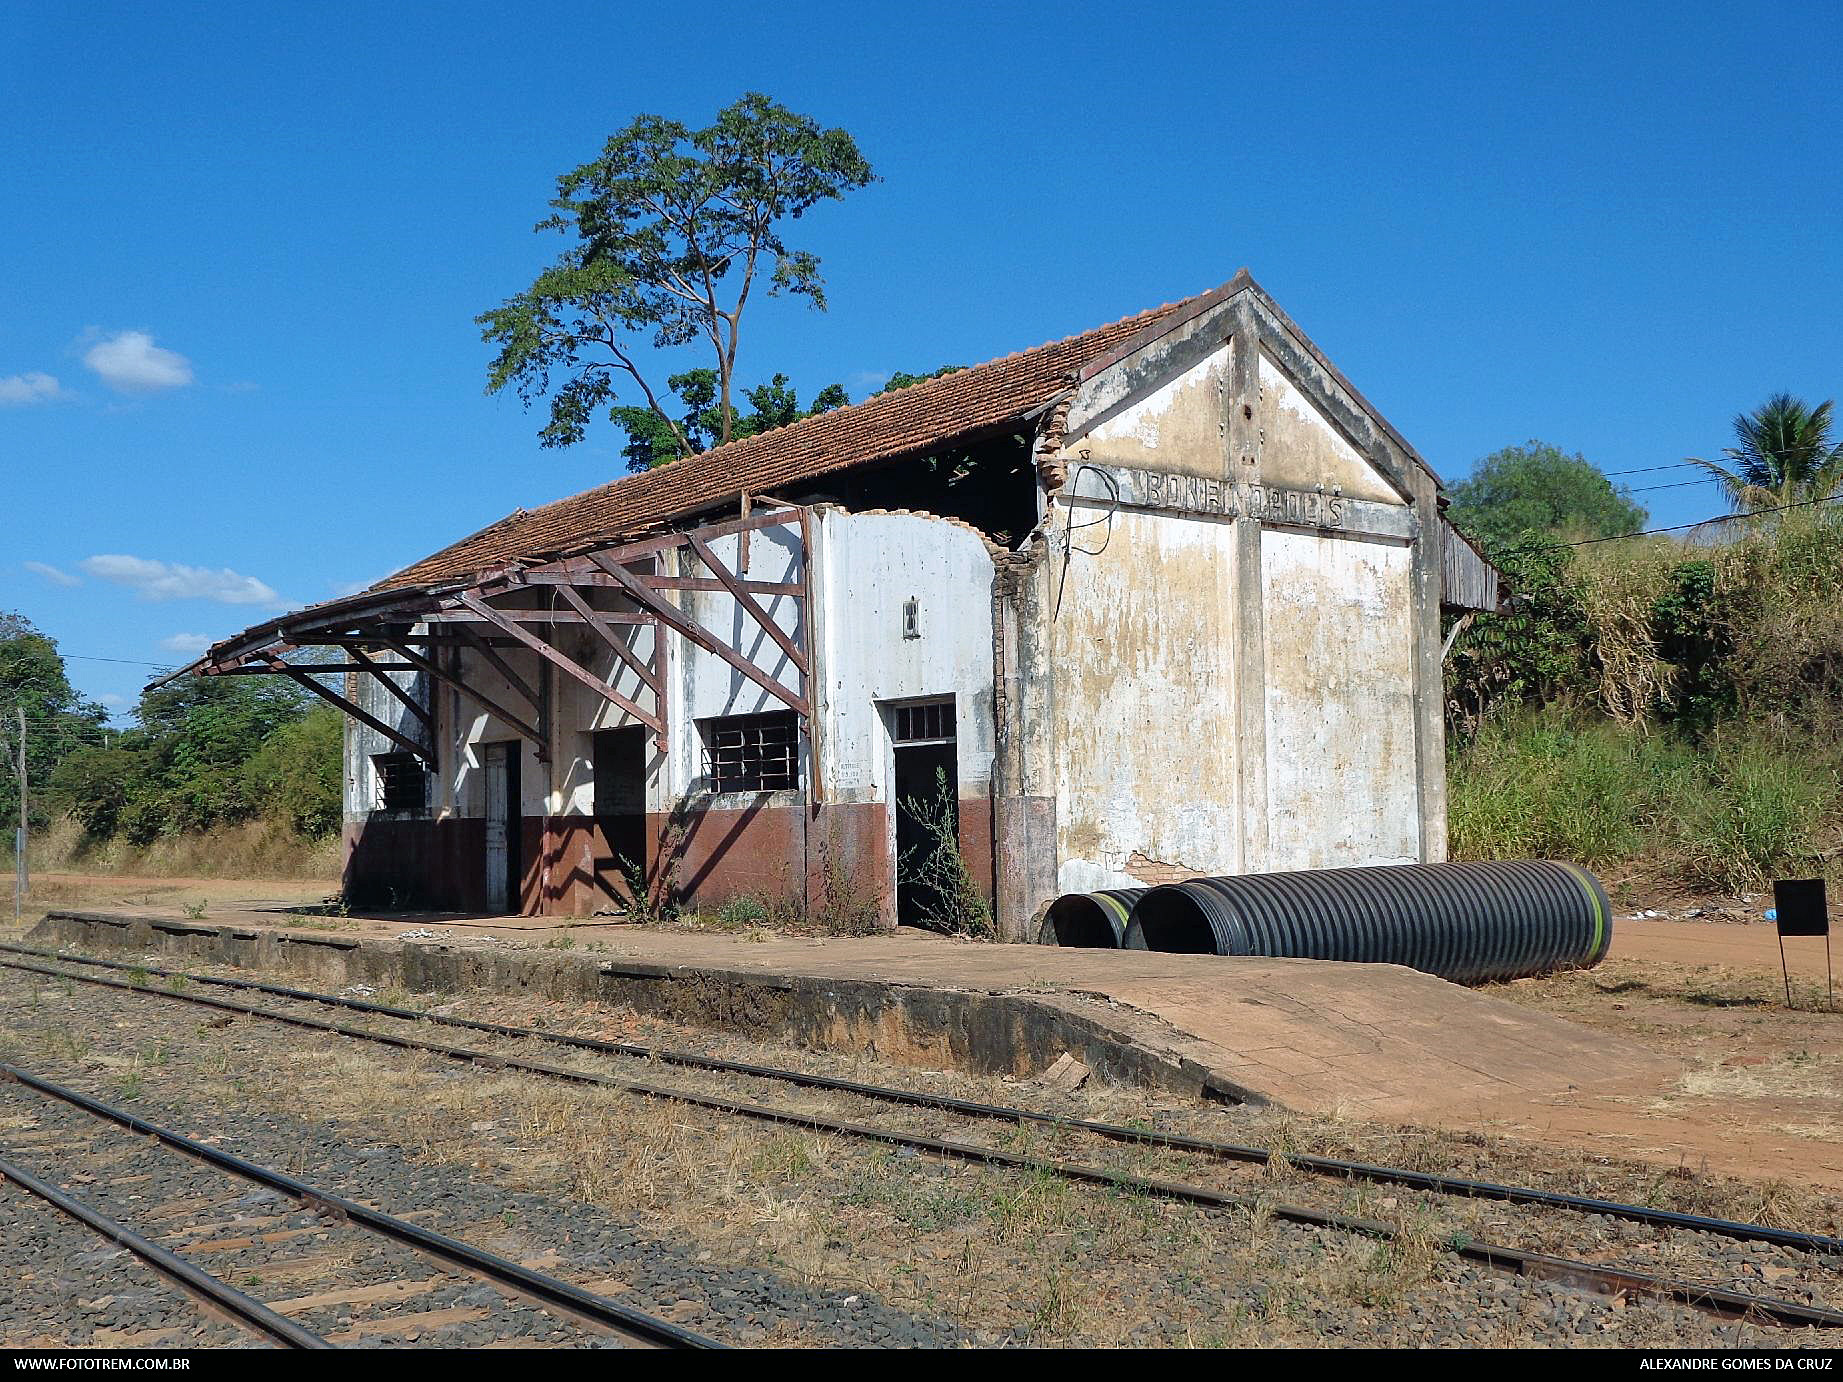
180 271 1500 939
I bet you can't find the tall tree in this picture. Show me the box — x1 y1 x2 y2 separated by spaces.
480 93 875 463
1446 442 1647 550
0 614 108 833
1687 393 1843 512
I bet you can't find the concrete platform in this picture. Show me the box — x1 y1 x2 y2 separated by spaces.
25 907 1677 1126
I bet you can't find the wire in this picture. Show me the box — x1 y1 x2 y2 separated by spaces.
1500 492 1843 554
1623 475 1722 495
59 654 177 670
1600 461 1700 478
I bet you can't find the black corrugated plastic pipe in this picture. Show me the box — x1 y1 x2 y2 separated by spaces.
1038 888 1145 947
1120 860 1611 984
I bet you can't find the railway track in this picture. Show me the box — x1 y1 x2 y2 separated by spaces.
3 939 1834 1258
2 941 1838 1335
0 1056 720 1349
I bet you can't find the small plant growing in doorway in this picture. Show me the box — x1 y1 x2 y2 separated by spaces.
899 769 994 938
613 803 688 925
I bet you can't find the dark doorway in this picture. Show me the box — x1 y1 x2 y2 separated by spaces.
889 698 958 928
593 725 649 902
484 742 522 914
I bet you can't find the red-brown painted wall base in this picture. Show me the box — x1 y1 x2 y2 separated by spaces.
343 794 997 920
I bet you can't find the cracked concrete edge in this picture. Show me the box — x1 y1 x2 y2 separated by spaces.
23 911 1270 1108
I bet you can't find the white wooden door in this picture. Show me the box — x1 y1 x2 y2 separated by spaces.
484 743 511 913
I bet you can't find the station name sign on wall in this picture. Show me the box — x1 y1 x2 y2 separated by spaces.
1066 462 1415 542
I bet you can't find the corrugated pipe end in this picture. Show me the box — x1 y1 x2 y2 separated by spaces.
1122 885 1230 954
1039 889 1143 947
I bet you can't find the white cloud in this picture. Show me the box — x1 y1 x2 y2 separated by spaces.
82 331 194 394
80 554 282 606
23 560 81 587
159 632 217 654
0 372 65 405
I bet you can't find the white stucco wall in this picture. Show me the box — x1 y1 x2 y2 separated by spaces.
1260 530 1419 869
1049 504 1243 894
813 509 997 807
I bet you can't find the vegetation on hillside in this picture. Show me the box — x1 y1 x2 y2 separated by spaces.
1446 400 1843 891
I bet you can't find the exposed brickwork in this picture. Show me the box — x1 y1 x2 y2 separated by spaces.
1123 851 1204 886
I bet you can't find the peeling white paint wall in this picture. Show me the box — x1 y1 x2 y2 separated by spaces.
814 509 996 807
1256 353 1403 505
1049 506 1241 893
1260 530 1419 869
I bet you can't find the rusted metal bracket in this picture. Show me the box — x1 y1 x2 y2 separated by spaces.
269 660 433 765
344 645 432 732
456 592 665 735
357 636 546 753
584 552 809 717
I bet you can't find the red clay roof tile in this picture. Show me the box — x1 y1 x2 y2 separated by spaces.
379 293 1199 589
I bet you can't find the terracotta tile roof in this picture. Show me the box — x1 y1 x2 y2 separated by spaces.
379 293 1200 589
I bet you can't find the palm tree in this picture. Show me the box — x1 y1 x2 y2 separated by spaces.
1688 393 1843 512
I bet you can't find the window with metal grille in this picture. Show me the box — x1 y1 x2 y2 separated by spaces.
373 752 427 813
699 711 800 794
888 698 955 746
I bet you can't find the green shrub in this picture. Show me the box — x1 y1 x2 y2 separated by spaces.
716 894 770 927
1450 708 1840 890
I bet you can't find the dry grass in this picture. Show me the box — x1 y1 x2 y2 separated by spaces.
13 815 341 882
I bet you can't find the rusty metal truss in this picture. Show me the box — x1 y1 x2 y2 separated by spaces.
165 507 816 782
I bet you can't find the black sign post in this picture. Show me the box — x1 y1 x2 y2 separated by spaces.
1773 878 1832 1010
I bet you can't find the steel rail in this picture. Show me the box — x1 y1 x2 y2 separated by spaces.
2 962 1837 1329
5 941 1841 1258
0 1152 333 1349
0 1061 721 1349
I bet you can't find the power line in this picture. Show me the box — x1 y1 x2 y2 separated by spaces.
1601 461 1700 478
1501 492 1843 554
60 654 177 670
1624 475 1722 495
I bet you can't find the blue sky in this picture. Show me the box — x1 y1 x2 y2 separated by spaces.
3 1 1840 717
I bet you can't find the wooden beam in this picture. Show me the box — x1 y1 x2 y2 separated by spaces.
585 552 808 717
797 505 824 807
641 575 803 597
558 506 801 567
274 662 433 764
686 533 808 673
554 584 662 699
455 593 665 734
511 570 799 596
214 663 420 674
365 637 546 748
346 646 432 731
420 609 650 625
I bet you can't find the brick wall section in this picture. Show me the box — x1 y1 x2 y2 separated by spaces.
1123 851 1205 886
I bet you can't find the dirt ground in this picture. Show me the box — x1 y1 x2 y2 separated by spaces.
1477 912 1842 1191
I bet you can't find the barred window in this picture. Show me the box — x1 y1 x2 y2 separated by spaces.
373 752 427 813
700 711 800 794
888 698 955 746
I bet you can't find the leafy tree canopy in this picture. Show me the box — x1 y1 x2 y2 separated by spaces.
0 613 108 831
479 92 875 464
50 673 337 844
609 368 849 472
1688 393 1843 512
876 365 966 394
1446 441 1647 551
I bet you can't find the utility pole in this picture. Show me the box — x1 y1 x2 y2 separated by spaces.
12 706 24 926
